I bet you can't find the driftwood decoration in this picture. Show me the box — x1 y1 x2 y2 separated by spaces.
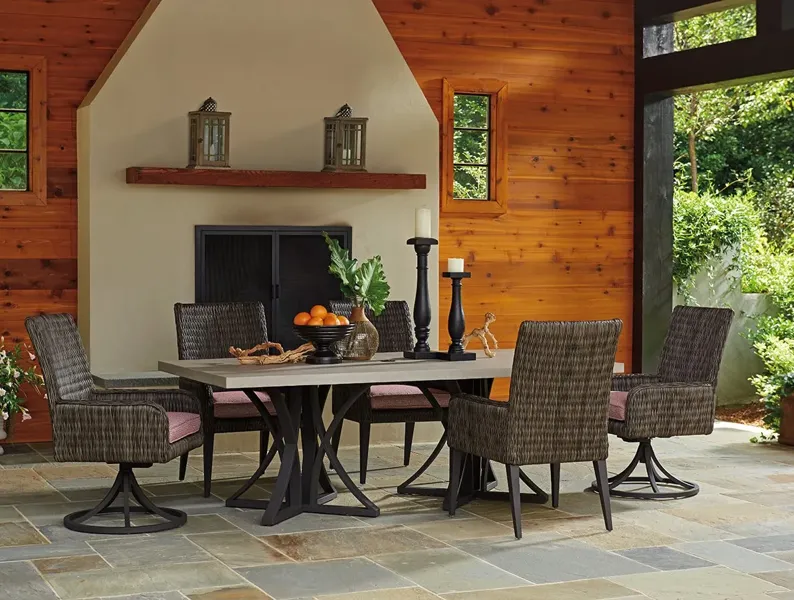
462 312 498 358
229 342 314 365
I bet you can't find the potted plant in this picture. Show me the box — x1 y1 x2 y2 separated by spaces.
0 337 43 455
324 233 390 360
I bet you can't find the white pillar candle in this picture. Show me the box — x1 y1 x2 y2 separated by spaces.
415 208 431 239
447 258 465 272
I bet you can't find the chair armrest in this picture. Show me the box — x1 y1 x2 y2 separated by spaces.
91 388 200 414
622 382 715 438
450 392 507 410
53 396 190 464
612 373 660 391
448 393 510 462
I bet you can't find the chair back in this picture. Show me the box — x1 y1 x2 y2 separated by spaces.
657 306 734 385
507 319 622 463
329 300 413 353
174 302 268 360
25 313 93 412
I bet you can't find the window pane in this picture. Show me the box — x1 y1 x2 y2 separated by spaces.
0 72 28 110
454 165 488 200
0 152 28 191
454 94 489 128
0 112 27 150
454 129 488 165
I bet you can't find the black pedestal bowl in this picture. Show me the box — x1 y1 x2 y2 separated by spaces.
294 325 355 365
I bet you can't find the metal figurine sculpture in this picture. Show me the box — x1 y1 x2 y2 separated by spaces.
462 312 498 358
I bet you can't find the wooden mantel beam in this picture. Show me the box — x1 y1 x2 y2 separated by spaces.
638 0 751 25
640 28 794 95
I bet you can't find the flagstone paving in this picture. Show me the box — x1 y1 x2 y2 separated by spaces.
3 423 794 598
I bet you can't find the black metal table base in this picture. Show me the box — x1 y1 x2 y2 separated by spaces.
225 385 379 525
398 445 548 510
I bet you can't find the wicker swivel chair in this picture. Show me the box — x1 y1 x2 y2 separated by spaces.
448 319 623 539
602 305 734 500
174 302 275 497
25 314 203 534
330 300 450 484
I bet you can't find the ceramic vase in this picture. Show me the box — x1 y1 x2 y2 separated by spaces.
340 305 379 360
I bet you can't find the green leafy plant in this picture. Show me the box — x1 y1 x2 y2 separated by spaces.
323 233 390 315
749 373 794 442
0 336 43 428
672 189 757 294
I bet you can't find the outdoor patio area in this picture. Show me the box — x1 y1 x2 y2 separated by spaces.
3 425 794 600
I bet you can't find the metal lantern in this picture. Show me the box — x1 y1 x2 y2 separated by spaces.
323 104 367 172
187 97 231 168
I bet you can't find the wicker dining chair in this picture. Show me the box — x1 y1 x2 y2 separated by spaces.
601 305 733 499
174 302 275 497
330 300 450 484
26 314 203 534
448 319 623 539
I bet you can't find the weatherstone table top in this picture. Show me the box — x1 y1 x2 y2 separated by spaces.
92 371 179 389
158 351 624 389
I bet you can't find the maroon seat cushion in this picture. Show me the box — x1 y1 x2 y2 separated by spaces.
167 412 201 443
369 384 451 411
213 390 275 418
609 390 629 421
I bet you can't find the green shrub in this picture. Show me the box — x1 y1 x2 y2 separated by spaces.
673 189 794 436
672 189 758 293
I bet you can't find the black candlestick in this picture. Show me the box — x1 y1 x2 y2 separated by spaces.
404 237 439 360
437 271 476 361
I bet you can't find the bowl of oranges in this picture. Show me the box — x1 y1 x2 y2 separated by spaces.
293 305 354 365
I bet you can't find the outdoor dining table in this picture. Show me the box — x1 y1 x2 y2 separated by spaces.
159 351 623 527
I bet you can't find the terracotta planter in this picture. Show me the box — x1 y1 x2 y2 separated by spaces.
339 306 379 360
778 394 794 446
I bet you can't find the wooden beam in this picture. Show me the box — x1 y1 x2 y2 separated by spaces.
638 0 751 25
634 23 675 372
757 0 794 33
126 167 427 190
640 29 794 95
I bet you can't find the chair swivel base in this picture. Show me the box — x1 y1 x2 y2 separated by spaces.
64 463 187 534
590 440 699 500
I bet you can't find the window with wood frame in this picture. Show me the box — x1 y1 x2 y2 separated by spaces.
0 55 46 206
441 78 507 215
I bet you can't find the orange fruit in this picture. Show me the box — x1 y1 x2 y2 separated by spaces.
338 315 350 326
323 314 340 326
293 312 312 326
310 305 328 319
307 316 324 326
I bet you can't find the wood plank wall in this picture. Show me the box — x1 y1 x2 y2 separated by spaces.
0 0 150 442
373 0 635 397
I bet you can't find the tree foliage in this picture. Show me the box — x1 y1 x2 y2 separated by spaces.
674 5 794 248
0 71 28 191
453 94 490 200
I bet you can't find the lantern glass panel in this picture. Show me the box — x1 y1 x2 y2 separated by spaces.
189 116 198 165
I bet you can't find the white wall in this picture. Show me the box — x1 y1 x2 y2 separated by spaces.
674 249 773 406
79 0 440 447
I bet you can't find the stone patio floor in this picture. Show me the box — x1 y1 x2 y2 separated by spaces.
3 423 794 599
